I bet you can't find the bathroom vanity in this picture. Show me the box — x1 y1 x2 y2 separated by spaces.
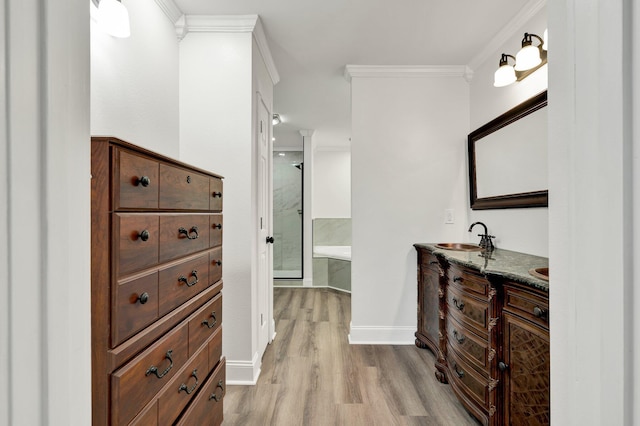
414 243 549 426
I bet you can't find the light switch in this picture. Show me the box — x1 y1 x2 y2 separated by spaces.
445 209 455 224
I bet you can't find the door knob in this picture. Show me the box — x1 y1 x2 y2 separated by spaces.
266 236 274 244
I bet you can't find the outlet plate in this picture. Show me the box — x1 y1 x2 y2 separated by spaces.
445 209 455 224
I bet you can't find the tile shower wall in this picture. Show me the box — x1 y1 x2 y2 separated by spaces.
312 218 352 246
273 151 304 276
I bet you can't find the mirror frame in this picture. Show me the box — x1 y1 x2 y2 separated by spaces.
468 90 548 210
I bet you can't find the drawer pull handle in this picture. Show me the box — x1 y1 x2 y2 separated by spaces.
429 261 438 265
146 350 174 379
212 191 222 198
136 176 151 187
213 259 222 267
178 369 199 395
498 361 509 371
178 226 199 240
453 276 463 283
137 230 150 242
136 292 149 305
186 175 191 184
453 329 465 344
178 270 199 287
454 363 465 378
209 380 225 402
202 311 217 329
452 298 465 311
533 306 547 319
212 223 222 230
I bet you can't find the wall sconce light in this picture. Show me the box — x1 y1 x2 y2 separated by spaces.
493 30 547 87
272 114 282 125
95 0 131 38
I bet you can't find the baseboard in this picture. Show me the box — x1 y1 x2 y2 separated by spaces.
327 285 351 294
348 322 416 345
226 352 261 385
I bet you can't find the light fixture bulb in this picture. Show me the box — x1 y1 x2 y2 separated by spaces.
272 114 282 125
494 64 517 87
515 33 542 71
98 0 130 38
543 29 548 51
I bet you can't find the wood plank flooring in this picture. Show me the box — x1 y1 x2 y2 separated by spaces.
223 288 480 425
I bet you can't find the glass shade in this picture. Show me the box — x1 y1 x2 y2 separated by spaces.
543 29 548 51
515 45 541 71
98 0 130 38
494 64 517 87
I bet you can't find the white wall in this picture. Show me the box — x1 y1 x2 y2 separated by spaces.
467 7 548 256
179 30 259 383
313 149 351 218
91 0 180 156
349 71 469 343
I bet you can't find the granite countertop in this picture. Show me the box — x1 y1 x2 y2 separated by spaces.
414 243 549 292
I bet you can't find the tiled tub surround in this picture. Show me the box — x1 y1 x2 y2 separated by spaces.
312 219 352 292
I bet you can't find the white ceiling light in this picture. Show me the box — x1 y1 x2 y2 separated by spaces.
514 33 544 71
272 114 282 125
98 0 130 38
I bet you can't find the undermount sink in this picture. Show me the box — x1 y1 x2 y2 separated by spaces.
529 267 549 281
435 243 482 252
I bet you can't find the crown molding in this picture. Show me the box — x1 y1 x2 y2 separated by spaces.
299 130 315 138
344 65 471 82
467 0 547 71
175 14 280 85
154 0 183 25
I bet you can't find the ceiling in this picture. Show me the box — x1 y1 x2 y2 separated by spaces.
173 0 532 148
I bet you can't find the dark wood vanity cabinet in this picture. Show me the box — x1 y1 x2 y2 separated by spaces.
415 245 550 426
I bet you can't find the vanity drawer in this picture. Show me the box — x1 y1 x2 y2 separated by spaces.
115 214 159 276
159 164 210 210
210 177 223 212
158 253 211 316
419 249 440 273
504 284 549 329
176 358 226 426
111 322 189 426
159 215 211 263
210 214 223 248
447 286 488 334
208 326 223 370
188 293 223 357
115 149 159 210
448 263 488 297
129 399 157 426
112 271 159 347
210 247 223 284
447 348 489 410
157 344 210 426
446 315 490 374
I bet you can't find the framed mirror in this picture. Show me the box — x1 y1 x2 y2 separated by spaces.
468 90 548 210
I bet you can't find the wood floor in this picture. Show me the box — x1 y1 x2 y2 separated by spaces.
223 288 480 425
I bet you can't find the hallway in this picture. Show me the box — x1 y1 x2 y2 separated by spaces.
224 288 479 425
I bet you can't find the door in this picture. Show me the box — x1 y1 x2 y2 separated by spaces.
256 94 273 356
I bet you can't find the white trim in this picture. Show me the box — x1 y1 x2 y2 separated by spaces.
344 65 470 82
225 352 262 385
327 285 351 294
302 277 313 287
467 0 547 71
153 0 182 24
348 323 416 345
175 15 280 85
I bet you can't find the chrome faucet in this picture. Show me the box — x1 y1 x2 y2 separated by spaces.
468 222 495 252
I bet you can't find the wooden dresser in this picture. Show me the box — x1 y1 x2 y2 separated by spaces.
415 244 550 426
92 137 225 425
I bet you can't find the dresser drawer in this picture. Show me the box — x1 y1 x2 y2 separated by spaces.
504 284 549 329
189 293 223 357
210 214 223 248
111 322 189 426
210 177 223 212
129 399 157 426
447 349 489 410
210 247 223 284
448 263 488 297
115 149 159 210
208 326 223 371
115 214 159 276
157 343 210 426
176 358 226 426
112 271 159 347
159 215 210 263
159 164 209 210
446 315 489 373
158 253 211 316
447 286 488 333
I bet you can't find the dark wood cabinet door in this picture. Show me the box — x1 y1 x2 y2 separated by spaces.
419 265 440 349
502 311 550 426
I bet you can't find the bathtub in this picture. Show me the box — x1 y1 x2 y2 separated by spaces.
313 245 351 261
312 246 351 292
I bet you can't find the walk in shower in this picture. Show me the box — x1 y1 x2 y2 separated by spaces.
273 150 303 279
